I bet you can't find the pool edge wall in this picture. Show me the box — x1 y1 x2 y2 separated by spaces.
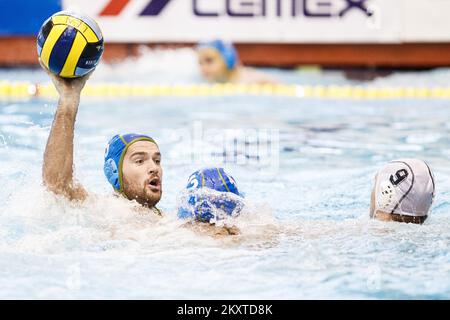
1 38 450 68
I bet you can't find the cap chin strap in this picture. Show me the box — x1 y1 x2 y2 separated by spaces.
152 207 162 216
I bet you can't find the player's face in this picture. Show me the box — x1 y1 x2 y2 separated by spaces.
121 141 163 207
198 48 229 82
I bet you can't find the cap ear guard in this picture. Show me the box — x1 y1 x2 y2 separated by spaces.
221 42 238 70
377 180 397 212
104 158 120 191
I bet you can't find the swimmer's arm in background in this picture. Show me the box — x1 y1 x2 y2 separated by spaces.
183 222 240 237
41 60 91 201
238 67 279 85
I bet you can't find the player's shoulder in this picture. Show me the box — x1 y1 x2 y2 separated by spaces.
240 67 278 85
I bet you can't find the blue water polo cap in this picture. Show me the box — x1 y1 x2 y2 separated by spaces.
178 167 244 222
103 133 157 193
198 40 238 70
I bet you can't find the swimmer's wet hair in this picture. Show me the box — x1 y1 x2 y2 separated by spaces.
390 213 427 225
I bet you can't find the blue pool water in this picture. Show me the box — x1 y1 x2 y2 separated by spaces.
1 49 450 299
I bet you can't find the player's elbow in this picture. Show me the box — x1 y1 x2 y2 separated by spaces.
42 170 83 201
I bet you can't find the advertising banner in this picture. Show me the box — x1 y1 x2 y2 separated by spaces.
61 0 403 43
0 0 61 35
2 0 450 43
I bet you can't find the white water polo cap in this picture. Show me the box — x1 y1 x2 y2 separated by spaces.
374 159 435 217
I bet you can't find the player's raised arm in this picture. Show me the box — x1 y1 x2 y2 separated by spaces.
37 12 104 201
42 66 90 200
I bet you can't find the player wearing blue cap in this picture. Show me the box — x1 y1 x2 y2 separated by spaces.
178 167 244 222
40 61 163 216
103 133 162 213
178 168 243 235
197 40 276 84
40 64 241 234
40 64 241 237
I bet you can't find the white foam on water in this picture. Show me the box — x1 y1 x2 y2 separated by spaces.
0 176 278 254
91 47 200 84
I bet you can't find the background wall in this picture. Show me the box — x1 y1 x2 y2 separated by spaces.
1 0 450 67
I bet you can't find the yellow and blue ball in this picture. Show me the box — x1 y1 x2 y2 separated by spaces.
37 11 104 78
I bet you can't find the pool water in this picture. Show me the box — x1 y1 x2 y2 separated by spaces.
1 49 450 299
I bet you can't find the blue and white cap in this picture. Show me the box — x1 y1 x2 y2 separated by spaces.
104 133 157 193
178 167 244 222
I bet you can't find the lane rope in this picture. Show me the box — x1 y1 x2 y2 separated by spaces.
1 81 450 99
